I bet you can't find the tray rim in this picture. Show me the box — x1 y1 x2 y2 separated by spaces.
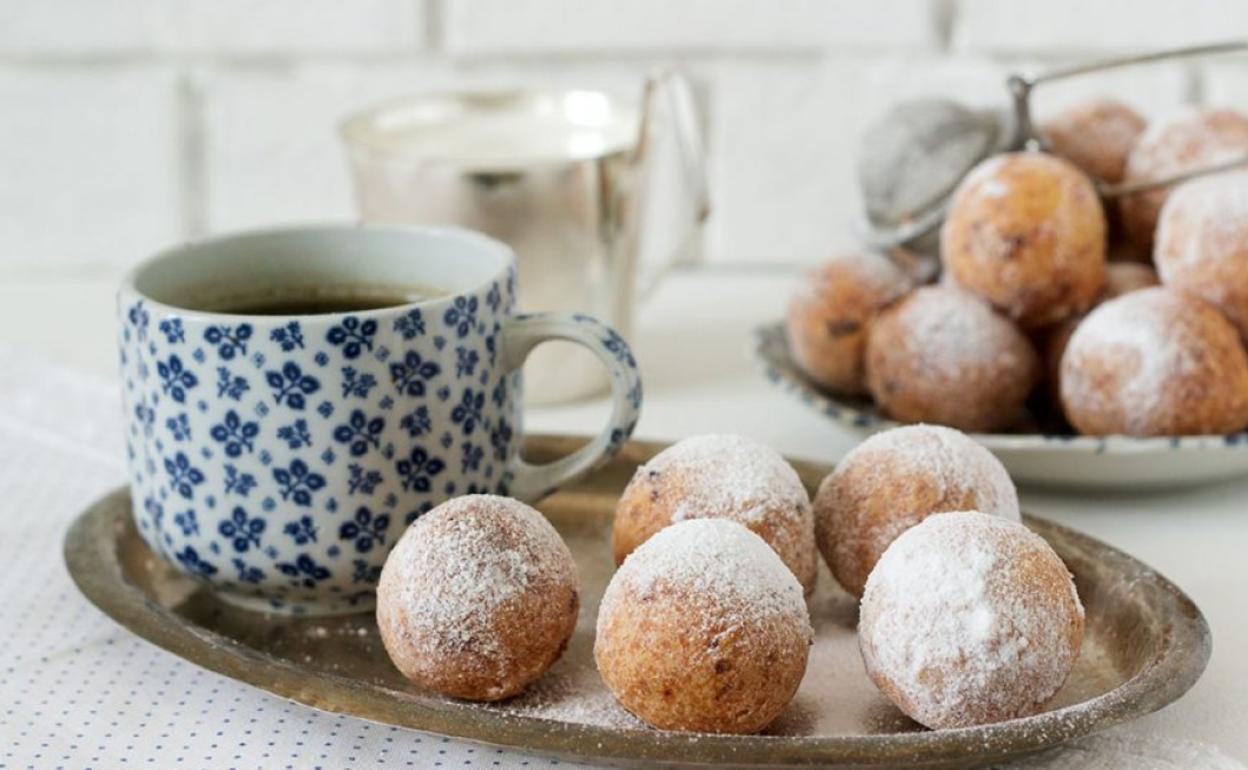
752 320 1248 455
64 436 1212 768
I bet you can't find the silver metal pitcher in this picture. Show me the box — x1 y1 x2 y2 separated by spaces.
340 70 709 403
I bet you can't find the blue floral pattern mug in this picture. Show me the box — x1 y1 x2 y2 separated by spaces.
118 225 642 615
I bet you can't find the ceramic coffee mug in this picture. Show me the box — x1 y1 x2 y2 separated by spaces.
118 224 642 615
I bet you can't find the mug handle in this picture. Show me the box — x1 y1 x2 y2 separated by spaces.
499 313 643 501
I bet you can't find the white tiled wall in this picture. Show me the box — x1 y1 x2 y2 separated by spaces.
0 0 1240 280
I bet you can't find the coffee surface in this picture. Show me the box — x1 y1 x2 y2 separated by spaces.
189 284 445 315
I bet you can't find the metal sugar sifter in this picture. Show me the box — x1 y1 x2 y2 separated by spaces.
858 39 1248 251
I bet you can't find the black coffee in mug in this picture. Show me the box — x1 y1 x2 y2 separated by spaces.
118 223 642 615
189 284 447 316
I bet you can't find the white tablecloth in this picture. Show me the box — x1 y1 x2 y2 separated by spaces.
1 270 1245 769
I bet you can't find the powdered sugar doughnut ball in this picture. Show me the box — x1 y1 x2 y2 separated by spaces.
1156 170 1248 340
613 434 817 595
1041 262 1160 403
942 152 1107 329
1060 287 1248 436
1040 98 1146 183
859 512 1084 730
376 495 578 701
1120 108 1248 250
865 286 1040 432
813 424 1019 598
1102 260 1161 300
595 518 813 733
785 252 913 395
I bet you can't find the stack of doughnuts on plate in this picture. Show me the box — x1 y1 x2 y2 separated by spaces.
787 100 1248 438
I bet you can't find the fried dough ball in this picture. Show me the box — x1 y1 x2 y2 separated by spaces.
612 434 817 595
786 252 913 395
1102 261 1162 299
859 512 1084 730
941 151 1107 329
1155 170 1248 340
812 424 1020 598
1041 262 1160 400
865 286 1040 433
1060 287 1248 436
376 495 578 701
1120 107 1248 250
595 519 812 734
1040 98 1146 183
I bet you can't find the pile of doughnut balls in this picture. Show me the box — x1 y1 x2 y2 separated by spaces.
375 428 1084 734
787 99 1248 437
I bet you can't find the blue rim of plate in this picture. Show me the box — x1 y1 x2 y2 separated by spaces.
752 321 1248 455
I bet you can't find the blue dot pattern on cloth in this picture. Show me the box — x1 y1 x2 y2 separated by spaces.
0 352 603 770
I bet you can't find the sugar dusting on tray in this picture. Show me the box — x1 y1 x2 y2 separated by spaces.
493 531 1120 739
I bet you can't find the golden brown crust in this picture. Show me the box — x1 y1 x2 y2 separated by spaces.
821 477 973 599
864 546 1084 728
1155 171 1248 341
864 286 1040 433
812 425 1019 598
1040 98 1146 183
858 513 1084 730
1060 288 1248 436
785 253 912 396
941 152 1107 330
611 436 818 595
595 520 812 734
1103 261 1160 300
595 591 810 733
1119 108 1248 251
1039 262 1159 405
376 495 579 701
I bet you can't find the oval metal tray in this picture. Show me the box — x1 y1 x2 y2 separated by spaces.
753 321 1248 489
64 436 1210 768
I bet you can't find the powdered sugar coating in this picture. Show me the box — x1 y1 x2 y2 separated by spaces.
791 252 913 306
814 424 1019 597
612 434 817 593
864 286 1040 432
877 287 1032 383
1040 98 1146 183
786 253 914 396
602 518 810 633
1060 287 1248 436
942 151 1107 330
595 518 813 733
835 425 1018 517
659 435 806 523
859 511 1084 730
376 495 578 701
1120 107 1248 249
1155 170 1248 340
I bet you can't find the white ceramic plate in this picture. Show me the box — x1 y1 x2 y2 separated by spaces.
753 322 1248 490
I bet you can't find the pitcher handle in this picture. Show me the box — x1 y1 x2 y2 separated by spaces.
636 67 711 299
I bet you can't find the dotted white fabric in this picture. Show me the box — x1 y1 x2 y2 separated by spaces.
0 348 593 770
0 347 1239 770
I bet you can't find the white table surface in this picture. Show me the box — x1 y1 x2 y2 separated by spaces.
1 267 1245 768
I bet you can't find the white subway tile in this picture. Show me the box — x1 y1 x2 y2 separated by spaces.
0 278 122 376
199 61 646 234
444 0 938 56
0 0 421 55
1018 57 1191 121
0 66 180 273
1200 61 1248 107
955 0 1248 55
703 56 1009 264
